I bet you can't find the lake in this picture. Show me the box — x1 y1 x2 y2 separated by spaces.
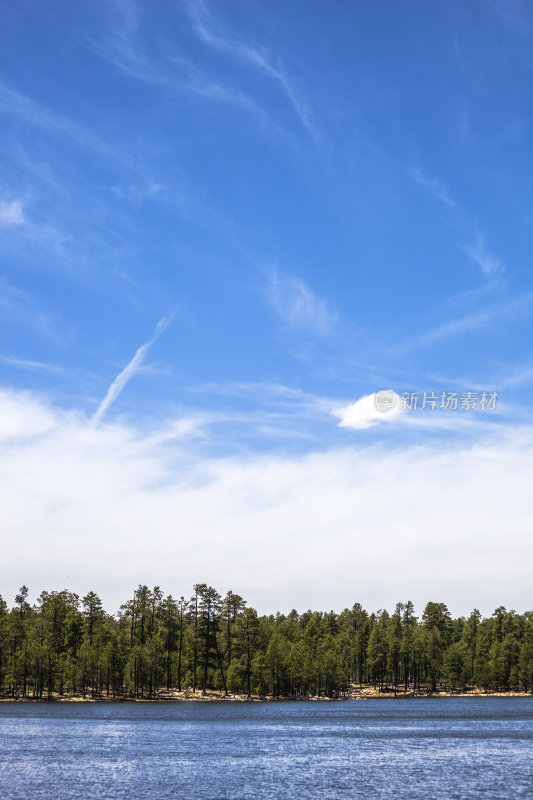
0 698 532 799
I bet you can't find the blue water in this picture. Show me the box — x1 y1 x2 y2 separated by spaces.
0 698 532 799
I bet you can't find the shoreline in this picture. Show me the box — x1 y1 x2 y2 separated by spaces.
2 688 532 703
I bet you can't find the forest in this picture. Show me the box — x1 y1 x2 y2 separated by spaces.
1 585 532 700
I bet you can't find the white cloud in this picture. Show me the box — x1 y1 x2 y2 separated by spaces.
91 312 175 426
0 199 25 226
332 391 405 430
0 389 57 441
269 273 338 335
1 388 532 617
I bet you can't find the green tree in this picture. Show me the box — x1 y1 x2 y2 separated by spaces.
422 602 452 691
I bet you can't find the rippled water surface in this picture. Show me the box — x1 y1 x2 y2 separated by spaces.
1 698 532 799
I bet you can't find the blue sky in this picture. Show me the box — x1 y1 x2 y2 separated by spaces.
1 1 532 614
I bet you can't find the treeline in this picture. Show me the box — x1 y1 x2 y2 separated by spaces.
1 585 532 700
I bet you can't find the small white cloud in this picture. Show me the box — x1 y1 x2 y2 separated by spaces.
269 273 338 335
332 390 405 430
0 199 25 226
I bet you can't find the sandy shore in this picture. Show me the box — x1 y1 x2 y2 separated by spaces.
2 687 531 702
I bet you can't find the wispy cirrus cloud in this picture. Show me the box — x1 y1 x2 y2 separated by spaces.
186 0 318 136
411 167 456 208
0 355 64 375
485 0 531 35
461 236 503 277
498 364 533 389
0 277 69 345
410 166 504 278
0 83 120 162
0 198 25 226
0 81 162 207
88 4 265 122
268 272 338 336
0 189 70 255
91 311 175 426
429 297 532 342
398 293 533 353
188 379 338 414
420 307 503 344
